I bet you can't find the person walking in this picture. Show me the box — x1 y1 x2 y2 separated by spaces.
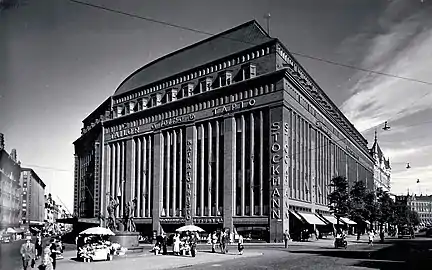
283 230 290 248
20 235 36 270
38 247 53 270
368 230 375 246
35 234 43 261
172 233 180 256
49 239 60 269
211 232 218 253
237 235 244 255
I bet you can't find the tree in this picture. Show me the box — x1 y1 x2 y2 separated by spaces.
376 188 395 232
349 181 367 225
328 176 350 226
364 189 378 230
393 201 419 227
409 210 420 226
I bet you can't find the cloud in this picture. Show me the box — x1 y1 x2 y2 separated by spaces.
340 2 432 132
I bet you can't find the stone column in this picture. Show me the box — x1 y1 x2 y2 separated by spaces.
124 139 135 209
152 132 163 233
102 142 110 226
223 116 235 231
268 106 290 242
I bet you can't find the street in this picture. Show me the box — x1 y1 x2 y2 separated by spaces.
3 237 432 270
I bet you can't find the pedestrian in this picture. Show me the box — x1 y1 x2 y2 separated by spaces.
20 235 36 270
237 235 244 255
283 230 290 248
173 233 180 256
38 247 53 270
49 238 59 269
218 231 224 253
211 232 218 253
161 233 168 255
368 230 375 246
35 234 43 260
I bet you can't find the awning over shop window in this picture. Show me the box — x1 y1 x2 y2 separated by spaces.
297 212 326 225
321 215 338 225
341 217 357 225
364 220 371 225
289 210 304 222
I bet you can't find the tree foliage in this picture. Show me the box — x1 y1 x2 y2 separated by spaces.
393 201 420 226
363 189 378 228
348 181 367 225
376 188 395 231
328 176 350 225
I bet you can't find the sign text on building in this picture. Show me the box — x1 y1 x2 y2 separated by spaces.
151 114 195 130
213 99 256 115
185 139 193 221
110 127 140 139
270 121 282 219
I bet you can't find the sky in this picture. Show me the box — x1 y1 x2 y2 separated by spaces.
1 0 432 212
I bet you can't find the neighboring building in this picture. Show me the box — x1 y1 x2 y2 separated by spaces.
20 168 45 226
73 20 375 241
0 134 22 229
44 193 60 223
396 194 432 226
369 131 391 192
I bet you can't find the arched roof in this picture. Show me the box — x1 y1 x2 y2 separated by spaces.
114 20 272 96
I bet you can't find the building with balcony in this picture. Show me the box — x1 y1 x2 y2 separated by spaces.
73 20 374 241
369 131 391 192
20 168 45 226
0 134 22 229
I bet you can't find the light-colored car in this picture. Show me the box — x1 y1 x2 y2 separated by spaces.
90 247 113 261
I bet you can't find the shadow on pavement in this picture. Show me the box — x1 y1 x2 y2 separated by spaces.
288 238 432 270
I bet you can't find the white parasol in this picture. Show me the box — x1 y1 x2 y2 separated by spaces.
79 227 115 236
175 225 205 232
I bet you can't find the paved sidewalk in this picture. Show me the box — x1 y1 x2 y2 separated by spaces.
56 249 263 270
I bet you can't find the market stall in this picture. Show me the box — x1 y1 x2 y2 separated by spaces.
77 227 117 262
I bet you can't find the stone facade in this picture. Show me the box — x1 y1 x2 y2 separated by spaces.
73 21 374 241
0 137 22 229
20 168 46 225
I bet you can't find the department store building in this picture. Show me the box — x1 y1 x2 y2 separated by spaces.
73 20 374 241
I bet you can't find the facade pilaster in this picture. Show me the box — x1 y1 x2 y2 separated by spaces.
269 106 290 242
185 125 197 225
152 132 163 232
223 116 235 231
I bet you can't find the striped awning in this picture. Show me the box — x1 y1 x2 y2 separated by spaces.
297 212 326 225
289 210 304 222
341 217 357 225
321 215 338 225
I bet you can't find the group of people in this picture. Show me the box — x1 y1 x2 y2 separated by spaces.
207 230 244 255
152 229 246 256
152 231 199 257
20 234 62 270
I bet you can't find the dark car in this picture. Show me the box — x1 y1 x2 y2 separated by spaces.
398 226 414 239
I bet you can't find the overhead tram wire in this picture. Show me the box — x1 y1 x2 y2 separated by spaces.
67 0 432 87
21 164 72 172
66 0 432 160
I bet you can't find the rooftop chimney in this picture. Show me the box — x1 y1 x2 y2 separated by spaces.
0 133 4 150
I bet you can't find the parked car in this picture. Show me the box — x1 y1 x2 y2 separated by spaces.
425 227 432 237
398 226 415 239
1 235 11 243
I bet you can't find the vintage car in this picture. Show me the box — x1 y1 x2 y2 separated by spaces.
398 226 415 239
1 235 11 243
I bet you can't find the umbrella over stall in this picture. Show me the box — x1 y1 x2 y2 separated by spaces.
175 225 205 232
79 227 115 236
